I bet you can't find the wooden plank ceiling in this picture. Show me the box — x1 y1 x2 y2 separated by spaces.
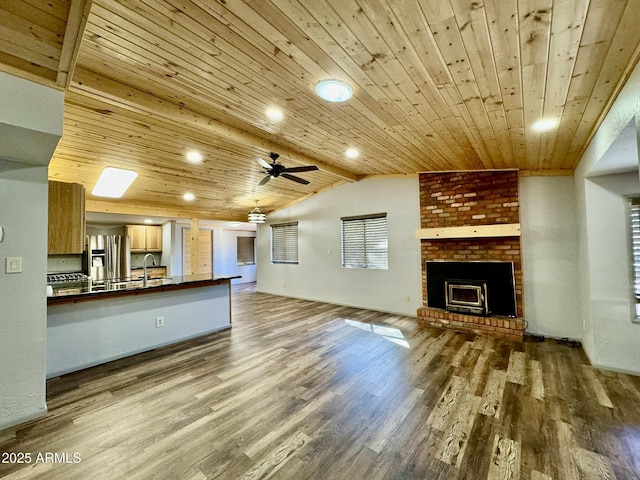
2 0 640 221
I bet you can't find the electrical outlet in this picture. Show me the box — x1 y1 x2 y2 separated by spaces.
282 282 286 288
405 295 411 303
156 316 165 328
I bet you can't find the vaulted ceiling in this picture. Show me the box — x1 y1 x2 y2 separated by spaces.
2 0 640 221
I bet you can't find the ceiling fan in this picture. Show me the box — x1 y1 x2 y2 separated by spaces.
256 153 319 186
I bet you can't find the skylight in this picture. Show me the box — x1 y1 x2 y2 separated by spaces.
91 167 138 198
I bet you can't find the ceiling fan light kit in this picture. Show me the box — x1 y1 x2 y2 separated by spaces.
315 79 353 102
256 152 319 186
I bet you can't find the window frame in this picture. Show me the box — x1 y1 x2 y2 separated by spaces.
628 196 640 320
236 236 256 266
340 213 388 270
270 222 299 264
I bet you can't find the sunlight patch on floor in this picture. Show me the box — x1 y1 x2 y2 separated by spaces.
344 319 410 348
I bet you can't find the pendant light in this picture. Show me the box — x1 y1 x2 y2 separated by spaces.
248 200 266 223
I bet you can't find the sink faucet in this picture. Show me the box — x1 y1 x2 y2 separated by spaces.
143 253 157 287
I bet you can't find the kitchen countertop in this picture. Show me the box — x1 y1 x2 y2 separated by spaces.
47 273 241 305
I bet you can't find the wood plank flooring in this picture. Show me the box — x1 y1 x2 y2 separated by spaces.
1 284 640 479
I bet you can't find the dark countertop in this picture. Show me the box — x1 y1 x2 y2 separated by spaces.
47 273 241 306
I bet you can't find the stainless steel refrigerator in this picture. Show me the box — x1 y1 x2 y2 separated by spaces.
85 235 131 283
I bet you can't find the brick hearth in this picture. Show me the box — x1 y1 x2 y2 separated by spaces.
418 171 524 339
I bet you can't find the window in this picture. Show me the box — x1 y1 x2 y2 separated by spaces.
341 213 388 269
237 236 255 265
271 222 298 264
629 197 640 318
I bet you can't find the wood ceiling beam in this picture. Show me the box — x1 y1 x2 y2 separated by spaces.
69 67 359 183
85 200 244 222
57 0 93 88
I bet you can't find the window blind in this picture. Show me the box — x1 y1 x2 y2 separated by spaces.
341 213 388 269
630 198 640 314
271 222 298 264
237 236 255 265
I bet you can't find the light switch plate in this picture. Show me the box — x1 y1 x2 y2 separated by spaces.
6 257 22 274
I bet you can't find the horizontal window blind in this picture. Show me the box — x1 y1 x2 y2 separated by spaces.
630 198 640 311
271 222 298 264
341 213 388 269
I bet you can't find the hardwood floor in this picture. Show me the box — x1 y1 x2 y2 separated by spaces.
1 284 640 479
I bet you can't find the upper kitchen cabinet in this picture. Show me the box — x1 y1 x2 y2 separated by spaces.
126 225 163 252
48 181 85 254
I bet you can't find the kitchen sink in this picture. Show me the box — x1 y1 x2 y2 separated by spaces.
94 277 175 292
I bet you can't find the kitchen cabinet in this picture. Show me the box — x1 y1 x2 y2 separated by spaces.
131 266 167 280
48 181 85 254
145 226 163 251
125 225 163 252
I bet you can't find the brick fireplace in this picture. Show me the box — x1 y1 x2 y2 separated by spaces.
417 171 525 340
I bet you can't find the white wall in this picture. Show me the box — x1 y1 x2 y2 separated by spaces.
256 175 422 316
0 71 63 166
0 161 49 429
577 172 640 373
0 73 63 430
573 58 640 374
220 229 257 284
519 176 581 338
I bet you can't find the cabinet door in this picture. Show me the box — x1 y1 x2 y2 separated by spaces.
126 225 146 252
147 266 167 278
48 181 85 254
145 226 163 252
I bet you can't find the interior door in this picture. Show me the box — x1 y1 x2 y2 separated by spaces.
183 228 213 274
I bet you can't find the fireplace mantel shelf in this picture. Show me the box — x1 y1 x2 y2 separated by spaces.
415 223 521 240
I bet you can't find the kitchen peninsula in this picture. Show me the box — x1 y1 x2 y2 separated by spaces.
47 273 239 378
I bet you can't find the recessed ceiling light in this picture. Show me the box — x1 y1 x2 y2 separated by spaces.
266 108 284 121
228 222 242 228
186 151 203 163
144 218 153 224
346 148 359 159
315 79 353 102
532 119 558 132
183 193 195 201
91 167 138 198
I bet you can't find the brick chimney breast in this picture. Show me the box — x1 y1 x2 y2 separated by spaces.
417 171 524 339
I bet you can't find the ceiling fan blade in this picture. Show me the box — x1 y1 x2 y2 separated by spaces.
256 158 272 169
281 173 310 185
282 165 319 173
258 175 272 186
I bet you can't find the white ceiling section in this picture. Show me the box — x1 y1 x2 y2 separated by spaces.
2 1 640 220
